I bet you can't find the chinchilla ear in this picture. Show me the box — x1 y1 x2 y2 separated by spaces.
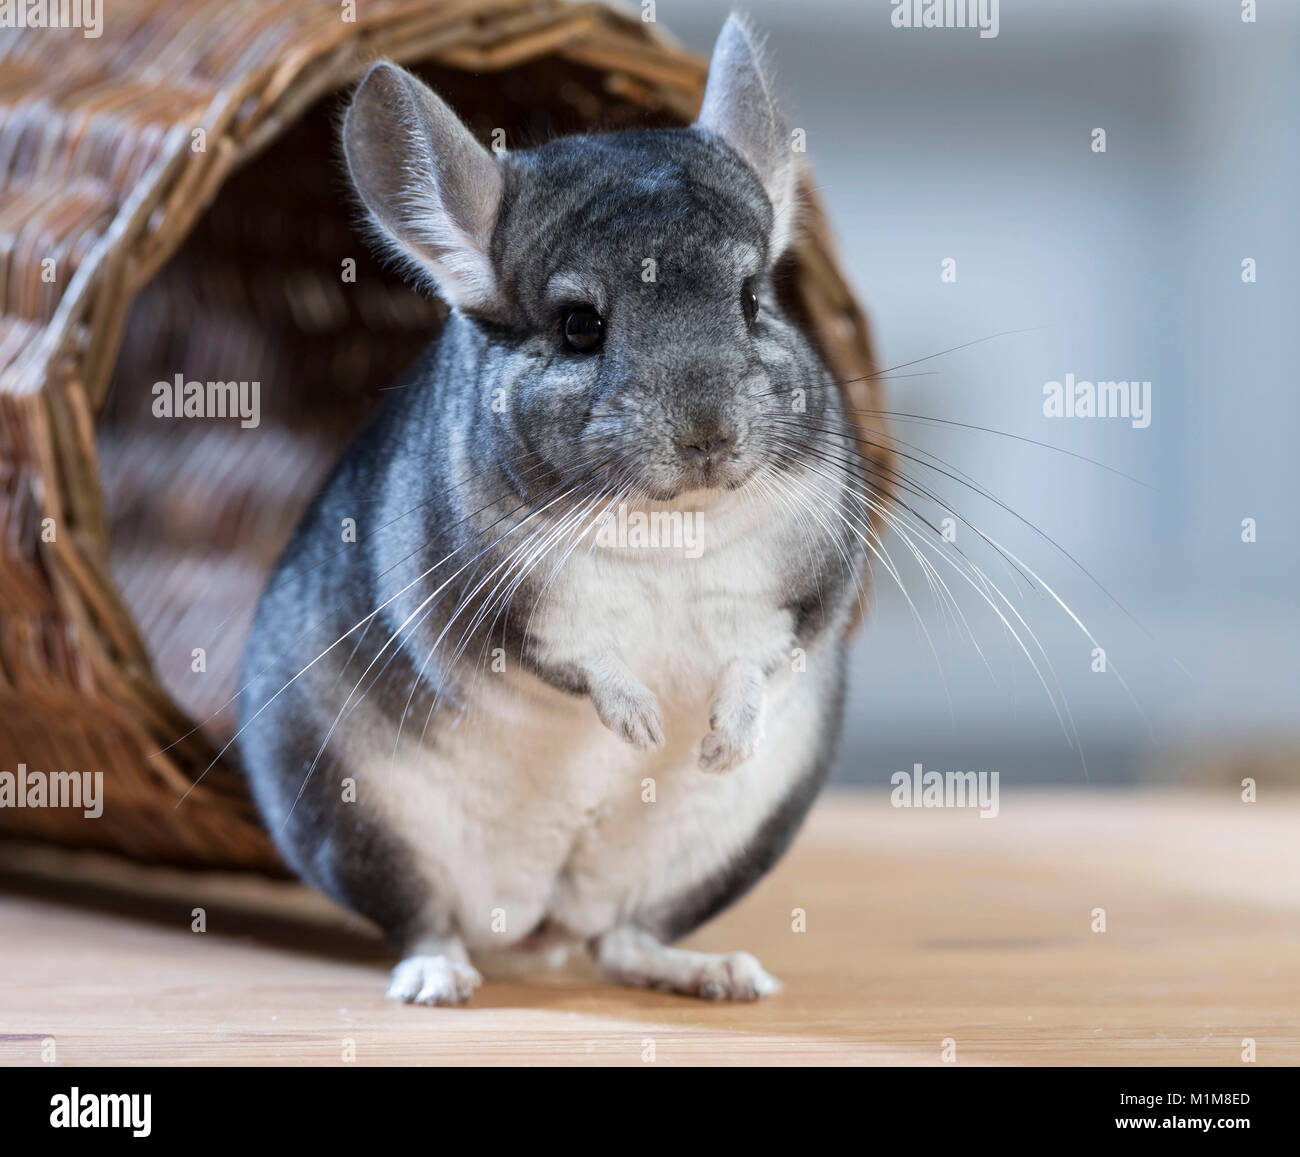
696 15 797 260
343 61 503 314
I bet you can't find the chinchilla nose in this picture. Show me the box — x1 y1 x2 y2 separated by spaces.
675 417 736 465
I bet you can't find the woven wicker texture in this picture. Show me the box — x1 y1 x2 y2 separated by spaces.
0 0 886 873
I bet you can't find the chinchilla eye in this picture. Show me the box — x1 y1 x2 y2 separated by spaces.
741 280 759 326
563 306 604 353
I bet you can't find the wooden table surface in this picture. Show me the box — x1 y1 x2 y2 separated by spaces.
1 789 1296 1066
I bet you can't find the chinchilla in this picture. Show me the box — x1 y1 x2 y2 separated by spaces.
238 15 869 1005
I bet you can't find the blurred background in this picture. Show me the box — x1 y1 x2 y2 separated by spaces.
664 0 1299 787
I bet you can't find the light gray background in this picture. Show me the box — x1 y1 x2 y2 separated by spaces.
659 0 1299 786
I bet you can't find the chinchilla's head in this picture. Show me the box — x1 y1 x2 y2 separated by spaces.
343 16 844 502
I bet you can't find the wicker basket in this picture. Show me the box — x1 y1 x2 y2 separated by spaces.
0 0 887 874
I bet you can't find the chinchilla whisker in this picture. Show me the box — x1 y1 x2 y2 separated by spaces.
811 423 1118 738
789 414 1149 688
834 326 1047 389
435 458 622 657
392 510 568 757
769 429 1107 760
340 444 639 759
760 327 1044 410
768 425 1000 569
748 466 824 580
788 411 1026 525
391 451 629 730
958 522 1153 741
774 441 990 668
757 454 880 601
499 463 683 678
428 477 631 745
335 454 614 705
764 443 950 679
786 456 968 715
790 442 1073 740
774 429 1041 662
370 467 619 716
203 444 562 639
399 477 621 754
757 452 904 657
162 449 573 762
467 478 627 701
764 421 1011 583
468 477 633 717
510 470 641 671
749 369 940 400
463 470 627 654
838 407 1151 489
416 466 626 712
753 462 876 628
329 452 591 692
757 325 1045 403
782 456 971 717
774 430 1026 649
183 469 597 809
284 471 610 823
769 415 1052 590
768 412 998 511
188 458 600 764
768 442 920 622
774 406 1164 653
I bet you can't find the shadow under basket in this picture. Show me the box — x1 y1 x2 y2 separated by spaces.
0 0 887 875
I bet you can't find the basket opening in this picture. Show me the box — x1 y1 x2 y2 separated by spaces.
97 58 684 748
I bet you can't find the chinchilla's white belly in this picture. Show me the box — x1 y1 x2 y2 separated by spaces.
361 660 826 951
353 499 835 952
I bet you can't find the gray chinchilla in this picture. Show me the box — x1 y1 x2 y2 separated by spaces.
238 15 869 1005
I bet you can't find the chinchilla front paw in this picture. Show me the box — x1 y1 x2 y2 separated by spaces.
698 715 761 773
588 663 665 750
699 660 764 772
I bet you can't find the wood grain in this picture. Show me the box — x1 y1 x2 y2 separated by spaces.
1 789 1296 1066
